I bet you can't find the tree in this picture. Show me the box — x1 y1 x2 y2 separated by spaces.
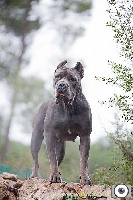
102 0 132 122
0 0 41 162
49 0 92 47
96 0 133 184
0 0 40 79
0 0 93 162
105 112 132 185
14 76 52 133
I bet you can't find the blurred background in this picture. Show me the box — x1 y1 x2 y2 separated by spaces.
0 0 132 185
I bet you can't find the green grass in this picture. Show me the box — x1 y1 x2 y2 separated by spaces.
0 135 114 182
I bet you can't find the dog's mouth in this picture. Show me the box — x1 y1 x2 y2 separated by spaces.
59 93 65 97
55 93 73 105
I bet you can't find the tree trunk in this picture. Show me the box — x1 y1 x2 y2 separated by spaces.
1 92 17 162
1 0 32 162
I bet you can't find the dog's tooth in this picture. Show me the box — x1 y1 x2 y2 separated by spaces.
55 98 58 104
68 128 71 134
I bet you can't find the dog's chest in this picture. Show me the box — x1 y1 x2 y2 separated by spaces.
55 123 79 141
55 107 81 141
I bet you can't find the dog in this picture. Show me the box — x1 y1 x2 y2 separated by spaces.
31 60 92 185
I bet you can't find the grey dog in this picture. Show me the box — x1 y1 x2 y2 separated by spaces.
31 60 92 185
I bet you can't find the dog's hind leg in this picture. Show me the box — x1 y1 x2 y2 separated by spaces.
31 127 44 178
55 140 66 166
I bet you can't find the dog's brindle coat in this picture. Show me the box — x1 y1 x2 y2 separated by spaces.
31 61 92 185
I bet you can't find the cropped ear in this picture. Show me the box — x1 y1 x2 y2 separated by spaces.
57 60 67 69
74 62 84 78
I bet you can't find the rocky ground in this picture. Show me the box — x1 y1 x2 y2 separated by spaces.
0 172 132 200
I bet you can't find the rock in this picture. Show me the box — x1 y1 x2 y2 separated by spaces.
19 178 119 200
18 178 65 200
0 175 17 200
0 172 23 199
0 173 132 200
1 172 18 182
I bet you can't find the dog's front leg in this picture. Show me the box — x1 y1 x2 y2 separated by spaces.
45 133 62 183
79 135 92 185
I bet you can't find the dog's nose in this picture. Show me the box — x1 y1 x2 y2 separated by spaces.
57 82 67 93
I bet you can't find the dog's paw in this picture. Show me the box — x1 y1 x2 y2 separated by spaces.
30 164 39 178
80 176 93 186
49 172 62 183
30 170 38 178
30 173 38 178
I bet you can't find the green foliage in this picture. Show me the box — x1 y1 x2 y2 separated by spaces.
91 135 129 185
96 0 133 123
95 61 133 122
92 166 116 185
60 141 80 182
4 75 51 134
95 0 133 185
0 116 3 134
92 142 133 186
2 134 132 185
106 0 132 60
59 0 92 14
49 0 92 46
109 113 133 185
0 0 93 162
61 138 114 183
0 0 40 36
0 135 115 183
98 61 132 92
92 114 133 186
108 132 133 184
0 163 31 180
0 0 93 79
89 138 113 174
14 76 52 133
0 0 41 81
63 194 78 200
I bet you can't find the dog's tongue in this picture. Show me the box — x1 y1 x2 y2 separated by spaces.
56 93 69 104
59 93 65 97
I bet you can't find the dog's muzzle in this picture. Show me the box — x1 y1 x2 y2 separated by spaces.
55 82 73 105
57 82 67 94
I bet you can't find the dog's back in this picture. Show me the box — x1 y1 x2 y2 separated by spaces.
32 100 50 131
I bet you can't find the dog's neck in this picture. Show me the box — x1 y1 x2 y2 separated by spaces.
57 90 83 114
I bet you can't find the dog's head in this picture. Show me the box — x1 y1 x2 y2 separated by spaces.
53 60 84 105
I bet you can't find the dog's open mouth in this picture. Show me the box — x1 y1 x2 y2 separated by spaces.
55 93 71 105
59 93 65 97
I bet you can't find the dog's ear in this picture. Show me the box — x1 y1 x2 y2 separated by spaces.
74 62 84 78
57 60 67 69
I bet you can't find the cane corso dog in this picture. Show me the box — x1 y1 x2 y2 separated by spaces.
31 60 92 185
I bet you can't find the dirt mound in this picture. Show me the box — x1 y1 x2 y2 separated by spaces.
0 172 130 200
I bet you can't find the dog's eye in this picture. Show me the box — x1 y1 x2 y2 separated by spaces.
55 75 62 80
68 76 76 82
